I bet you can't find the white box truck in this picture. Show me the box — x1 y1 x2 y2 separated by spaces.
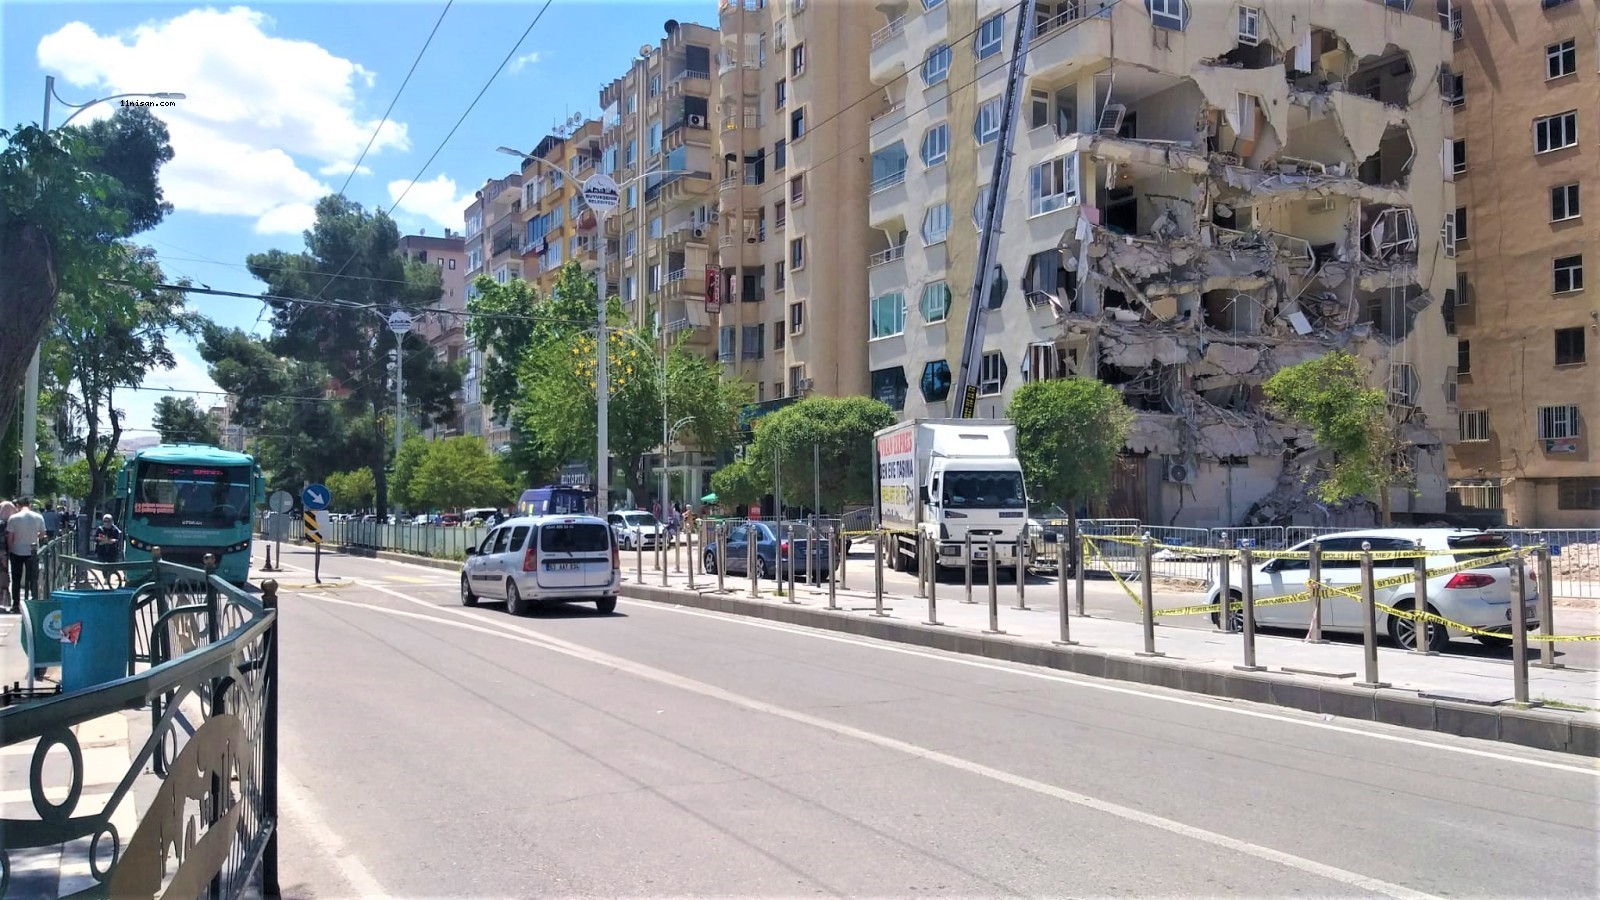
874 418 1030 577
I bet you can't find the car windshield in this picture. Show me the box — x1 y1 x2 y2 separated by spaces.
541 523 611 553
623 513 658 527
1447 533 1512 567
944 471 1027 510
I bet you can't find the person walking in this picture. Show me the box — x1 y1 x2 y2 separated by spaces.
7 498 47 606
42 504 60 541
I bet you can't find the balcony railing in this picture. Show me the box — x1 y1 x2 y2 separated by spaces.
868 244 906 267
673 69 711 83
667 268 688 283
871 169 907 193
871 15 907 50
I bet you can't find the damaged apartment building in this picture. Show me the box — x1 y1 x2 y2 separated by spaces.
864 0 1457 527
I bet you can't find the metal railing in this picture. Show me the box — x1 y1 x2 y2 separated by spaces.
1 552 280 897
1492 529 1599 599
870 169 907 193
868 244 906 267
325 519 493 560
870 16 907 50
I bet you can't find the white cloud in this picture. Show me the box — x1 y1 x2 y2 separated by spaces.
254 203 317 235
37 8 410 233
388 174 474 232
318 161 373 178
121 341 224 437
510 51 541 73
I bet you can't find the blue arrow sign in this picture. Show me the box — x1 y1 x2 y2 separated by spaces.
302 483 330 511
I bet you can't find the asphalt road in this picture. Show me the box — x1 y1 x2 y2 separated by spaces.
263 546 1599 899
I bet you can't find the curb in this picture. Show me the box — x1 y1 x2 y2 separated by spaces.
332 544 461 573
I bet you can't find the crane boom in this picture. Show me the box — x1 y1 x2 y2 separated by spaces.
951 0 1039 417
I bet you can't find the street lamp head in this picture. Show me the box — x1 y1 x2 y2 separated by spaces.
154 92 186 100
495 146 526 158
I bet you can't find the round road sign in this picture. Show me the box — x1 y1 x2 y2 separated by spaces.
387 310 414 334
269 490 294 514
581 174 620 215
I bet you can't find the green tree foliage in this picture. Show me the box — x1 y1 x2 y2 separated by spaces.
1263 350 1405 523
408 437 511 511
210 196 462 517
1006 378 1132 567
709 397 896 513
47 246 197 521
152 396 221 445
58 455 123 507
325 468 377 511
389 434 431 510
0 109 174 435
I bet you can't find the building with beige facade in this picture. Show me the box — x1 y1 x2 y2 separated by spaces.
398 230 468 437
460 171 524 450
1446 0 1598 527
515 121 604 298
863 0 1457 526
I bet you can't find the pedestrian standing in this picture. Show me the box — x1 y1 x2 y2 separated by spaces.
94 514 124 587
0 500 14 612
668 504 682 545
7 498 47 606
42 504 60 541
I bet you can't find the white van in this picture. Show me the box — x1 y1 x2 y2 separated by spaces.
460 515 620 615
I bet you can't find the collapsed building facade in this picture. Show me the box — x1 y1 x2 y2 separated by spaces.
864 0 1457 527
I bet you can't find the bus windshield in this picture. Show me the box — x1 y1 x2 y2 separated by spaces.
133 463 254 526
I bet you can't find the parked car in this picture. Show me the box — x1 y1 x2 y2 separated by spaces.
463 507 499 526
460 515 620 615
439 513 462 527
410 514 430 525
701 520 837 581
608 510 665 551
1204 529 1538 652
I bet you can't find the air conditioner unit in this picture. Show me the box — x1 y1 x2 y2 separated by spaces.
1097 103 1127 136
708 211 720 223
692 226 707 239
1163 456 1197 485
688 113 707 127
797 377 815 392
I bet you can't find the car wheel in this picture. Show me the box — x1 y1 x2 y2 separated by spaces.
1210 592 1244 631
755 556 770 580
507 580 529 616
461 575 478 607
596 596 617 614
1388 603 1449 652
703 551 717 574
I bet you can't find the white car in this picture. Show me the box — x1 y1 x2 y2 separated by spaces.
460 515 620 615
1204 528 1539 652
607 511 665 551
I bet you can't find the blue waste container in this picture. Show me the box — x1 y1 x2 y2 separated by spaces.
55 588 135 692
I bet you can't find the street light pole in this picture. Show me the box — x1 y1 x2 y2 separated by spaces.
594 209 611 511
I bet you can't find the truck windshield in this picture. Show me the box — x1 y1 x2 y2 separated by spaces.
944 471 1027 510
133 463 253 526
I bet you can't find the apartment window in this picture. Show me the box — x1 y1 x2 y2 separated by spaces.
718 326 736 362
870 292 906 339
921 203 951 246
1452 139 1466 175
625 140 637 169
623 275 636 302
1556 327 1586 365
742 324 765 360
758 34 767 68
775 79 787 109
1442 70 1464 107
626 184 638 209
923 0 945 8
972 184 992 227
468 248 482 270
774 320 785 350
1554 254 1584 293
790 237 806 269
649 74 661 97
649 216 663 239
978 350 1007 396
976 13 1004 59
649 122 662 155
775 260 786 290
1547 39 1576 80
1453 207 1468 244
1029 154 1078 215
447 258 456 270
920 123 949 167
774 200 788 228
1558 478 1600 510
1538 404 1581 440
775 139 787 170
1458 339 1471 374
1443 213 1458 258
974 97 1002 144
623 232 637 257
648 264 663 293
1459 410 1490 442
1551 183 1580 221
1238 6 1260 43
1535 111 1578 153
1146 0 1189 30
920 281 950 323
790 107 807 140
790 301 804 334
922 44 951 86
789 365 806 397
790 174 805 205
791 43 805 76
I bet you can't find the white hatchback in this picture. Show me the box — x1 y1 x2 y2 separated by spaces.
1204 529 1539 652
461 515 620 615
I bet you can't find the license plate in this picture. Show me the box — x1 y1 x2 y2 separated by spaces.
548 563 579 571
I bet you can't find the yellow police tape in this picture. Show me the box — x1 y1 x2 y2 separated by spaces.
1306 579 1600 643
1086 534 1512 561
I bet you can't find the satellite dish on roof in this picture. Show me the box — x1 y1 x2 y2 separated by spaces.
639 44 653 57
665 19 679 34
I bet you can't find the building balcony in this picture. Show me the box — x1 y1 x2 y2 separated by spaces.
653 170 714 206
667 68 712 97
664 224 711 251
867 248 907 297
1028 6 1112 83
870 102 908 139
869 15 909 86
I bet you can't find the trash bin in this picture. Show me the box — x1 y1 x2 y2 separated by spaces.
55 588 135 692
21 597 65 673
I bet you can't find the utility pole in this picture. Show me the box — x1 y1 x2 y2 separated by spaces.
581 174 621 512
387 311 413 462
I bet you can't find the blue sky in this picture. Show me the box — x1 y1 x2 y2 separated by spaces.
2 0 715 438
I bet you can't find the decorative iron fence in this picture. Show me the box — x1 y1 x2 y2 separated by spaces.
0 552 279 898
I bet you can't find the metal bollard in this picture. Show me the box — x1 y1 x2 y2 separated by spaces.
915 532 927 599
686 526 696 590
925 536 941 626
1410 539 1436 655
1306 540 1326 643
1235 545 1264 671
1014 534 1028 610
675 527 682 574
826 526 838 611
985 537 1003 634
1137 535 1162 657
839 529 849 591
1355 542 1388 688
716 524 727 593
806 522 817 590
660 529 669 587
963 531 975 603
636 534 644 584
783 524 799 603
748 525 759 598
776 524 789 598
872 531 888 616
1510 548 1531 703
1216 542 1233 633
1054 541 1076 646
1075 536 1086 617
1536 541 1561 669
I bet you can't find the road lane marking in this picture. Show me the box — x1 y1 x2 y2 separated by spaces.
296 587 1445 899
279 763 389 898
271 558 1599 777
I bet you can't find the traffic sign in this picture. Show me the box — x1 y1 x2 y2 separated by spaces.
302 483 330 511
581 174 620 214
303 510 323 545
387 310 414 334
269 490 294 514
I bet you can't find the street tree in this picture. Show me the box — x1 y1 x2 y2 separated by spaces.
325 468 376 512
47 245 198 521
1263 349 1406 524
0 109 174 436
58 455 123 508
709 396 895 514
231 195 462 517
389 435 431 510
152 396 221 445
1006 378 1132 570
408 436 511 511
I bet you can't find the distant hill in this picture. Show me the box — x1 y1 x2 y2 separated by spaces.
119 435 162 454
